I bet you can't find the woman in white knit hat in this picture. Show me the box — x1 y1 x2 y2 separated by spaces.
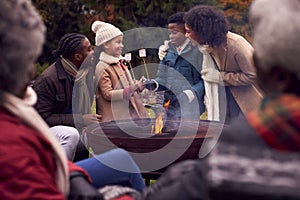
92 21 148 122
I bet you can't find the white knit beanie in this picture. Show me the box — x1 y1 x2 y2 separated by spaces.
91 21 123 46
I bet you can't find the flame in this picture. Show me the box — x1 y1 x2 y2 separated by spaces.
164 99 171 110
153 112 164 134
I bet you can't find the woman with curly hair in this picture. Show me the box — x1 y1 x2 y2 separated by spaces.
184 5 263 123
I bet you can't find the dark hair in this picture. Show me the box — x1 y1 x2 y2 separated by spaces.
168 12 185 24
52 33 86 60
184 5 230 46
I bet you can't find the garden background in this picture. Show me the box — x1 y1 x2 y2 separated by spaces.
33 0 253 76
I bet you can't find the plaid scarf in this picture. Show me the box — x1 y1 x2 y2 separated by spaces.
247 94 300 151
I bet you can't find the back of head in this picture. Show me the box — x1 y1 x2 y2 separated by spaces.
0 0 45 97
250 0 300 78
168 12 185 25
184 5 230 46
52 33 86 60
91 21 123 46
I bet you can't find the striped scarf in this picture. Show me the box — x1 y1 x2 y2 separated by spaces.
60 55 78 78
247 94 300 151
61 55 93 115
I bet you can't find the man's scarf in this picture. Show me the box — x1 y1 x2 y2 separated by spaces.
60 55 92 115
1 87 69 195
247 94 300 151
60 55 78 78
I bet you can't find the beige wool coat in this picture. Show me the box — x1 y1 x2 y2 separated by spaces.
211 32 263 114
95 52 147 122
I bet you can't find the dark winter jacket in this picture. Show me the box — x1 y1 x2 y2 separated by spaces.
33 60 81 127
156 41 205 115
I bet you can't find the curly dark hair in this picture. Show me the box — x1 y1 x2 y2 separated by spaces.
184 5 230 46
168 12 185 24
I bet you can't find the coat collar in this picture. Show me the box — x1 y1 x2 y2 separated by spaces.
55 60 68 80
169 40 193 55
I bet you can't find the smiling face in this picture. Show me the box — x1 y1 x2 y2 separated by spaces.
168 23 186 47
185 24 203 46
103 35 124 57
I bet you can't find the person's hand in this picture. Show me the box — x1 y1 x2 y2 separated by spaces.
182 90 195 103
158 40 169 60
137 76 146 91
68 171 103 200
83 114 102 126
123 76 146 99
201 68 221 83
174 90 195 106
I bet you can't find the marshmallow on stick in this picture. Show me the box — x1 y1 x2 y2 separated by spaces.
139 49 149 79
124 53 136 80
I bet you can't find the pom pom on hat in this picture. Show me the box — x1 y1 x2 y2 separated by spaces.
92 21 123 46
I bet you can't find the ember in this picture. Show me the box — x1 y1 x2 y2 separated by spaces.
164 99 170 110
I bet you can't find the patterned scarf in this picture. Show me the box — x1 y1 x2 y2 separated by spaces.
60 55 78 79
247 94 300 151
61 55 93 115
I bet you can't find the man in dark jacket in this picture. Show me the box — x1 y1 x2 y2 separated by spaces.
33 33 102 160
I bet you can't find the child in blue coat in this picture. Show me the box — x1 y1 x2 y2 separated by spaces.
156 12 205 121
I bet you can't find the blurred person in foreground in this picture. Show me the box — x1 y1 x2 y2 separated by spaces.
0 0 146 199
139 1 300 199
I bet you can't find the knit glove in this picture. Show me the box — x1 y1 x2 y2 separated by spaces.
201 68 221 83
68 171 103 200
141 160 197 199
158 40 169 60
123 77 146 99
135 76 146 91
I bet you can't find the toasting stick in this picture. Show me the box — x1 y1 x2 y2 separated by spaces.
124 53 136 81
138 49 150 79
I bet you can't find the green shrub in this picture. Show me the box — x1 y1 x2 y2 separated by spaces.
35 62 49 77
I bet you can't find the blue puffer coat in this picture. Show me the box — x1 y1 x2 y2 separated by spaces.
156 41 205 116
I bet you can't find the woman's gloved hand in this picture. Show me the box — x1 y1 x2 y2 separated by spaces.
201 68 221 83
141 160 198 199
68 171 103 200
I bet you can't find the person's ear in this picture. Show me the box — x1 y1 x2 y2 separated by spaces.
74 53 83 62
103 42 110 50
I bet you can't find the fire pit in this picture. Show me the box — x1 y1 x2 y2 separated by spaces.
82 119 226 175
